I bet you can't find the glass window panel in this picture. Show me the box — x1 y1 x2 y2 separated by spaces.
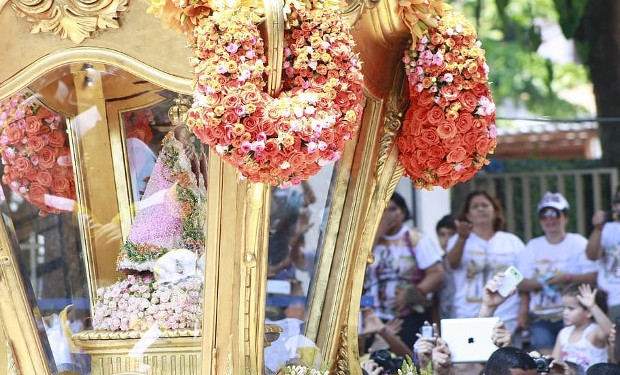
0 64 207 374
264 164 337 373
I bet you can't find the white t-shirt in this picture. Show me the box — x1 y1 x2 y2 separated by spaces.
598 221 620 307
364 226 441 320
519 233 597 316
447 231 524 321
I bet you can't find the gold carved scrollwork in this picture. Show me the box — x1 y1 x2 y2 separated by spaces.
334 325 349 375
9 0 129 44
375 72 407 179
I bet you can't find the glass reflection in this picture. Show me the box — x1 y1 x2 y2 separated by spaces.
265 164 337 373
0 64 206 374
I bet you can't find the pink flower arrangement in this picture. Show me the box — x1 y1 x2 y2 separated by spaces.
185 0 364 187
0 92 76 215
92 274 203 331
283 365 328 375
398 11 497 189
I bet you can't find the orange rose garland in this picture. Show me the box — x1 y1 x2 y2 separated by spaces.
185 0 364 187
0 93 76 215
398 11 497 189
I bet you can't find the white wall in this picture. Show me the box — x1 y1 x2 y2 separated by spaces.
395 178 452 251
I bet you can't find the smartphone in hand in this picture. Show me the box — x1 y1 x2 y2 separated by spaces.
498 266 523 297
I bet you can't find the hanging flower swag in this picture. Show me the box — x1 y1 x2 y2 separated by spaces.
150 0 364 187
0 92 76 216
398 1 497 190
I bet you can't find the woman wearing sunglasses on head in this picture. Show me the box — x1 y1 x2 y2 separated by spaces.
517 192 598 354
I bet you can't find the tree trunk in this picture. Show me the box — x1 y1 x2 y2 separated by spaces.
580 0 620 168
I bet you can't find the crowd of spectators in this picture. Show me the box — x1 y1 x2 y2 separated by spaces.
357 190 620 374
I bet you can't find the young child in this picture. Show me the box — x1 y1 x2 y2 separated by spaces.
552 284 612 372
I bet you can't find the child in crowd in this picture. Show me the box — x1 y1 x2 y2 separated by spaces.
552 284 612 372
435 215 456 320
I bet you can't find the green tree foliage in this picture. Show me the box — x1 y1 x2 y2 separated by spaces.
456 0 590 120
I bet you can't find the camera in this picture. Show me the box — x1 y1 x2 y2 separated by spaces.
369 349 404 374
533 357 551 373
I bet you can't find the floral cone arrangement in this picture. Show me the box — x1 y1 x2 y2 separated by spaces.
116 132 206 273
95 131 207 331
398 3 497 190
159 0 364 187
0 92 76 215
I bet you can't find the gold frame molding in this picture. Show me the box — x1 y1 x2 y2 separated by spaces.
8 0 129 44
0 47 192 101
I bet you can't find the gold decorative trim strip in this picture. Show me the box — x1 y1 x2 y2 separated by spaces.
263 0 284 96
73 329 202 341
334 325 349 375
9 0 129 44
6 340 20 375
0 47 192 101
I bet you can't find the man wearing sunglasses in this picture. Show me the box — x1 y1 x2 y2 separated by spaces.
517 192 598 354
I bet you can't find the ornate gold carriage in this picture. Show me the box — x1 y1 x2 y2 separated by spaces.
0 0 414 373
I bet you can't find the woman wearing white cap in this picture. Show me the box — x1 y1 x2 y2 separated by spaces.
517 192 598 354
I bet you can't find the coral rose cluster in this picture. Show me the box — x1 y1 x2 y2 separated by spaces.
185 0 363 187
93 274 203 331
398 12 497 189
0 93 76 215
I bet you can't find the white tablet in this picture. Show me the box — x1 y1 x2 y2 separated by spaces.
440 317 499 363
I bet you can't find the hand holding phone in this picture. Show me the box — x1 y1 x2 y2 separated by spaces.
497 266 523 298
420 321 434 338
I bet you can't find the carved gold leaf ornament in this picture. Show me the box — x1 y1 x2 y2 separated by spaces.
398 0 450 43
334 324 349 375
9 0 129 43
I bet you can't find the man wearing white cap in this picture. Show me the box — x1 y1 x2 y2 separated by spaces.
517 192 598 354
586 187 620 322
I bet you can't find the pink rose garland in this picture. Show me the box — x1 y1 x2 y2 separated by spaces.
185 0 364 187
0 93 76 215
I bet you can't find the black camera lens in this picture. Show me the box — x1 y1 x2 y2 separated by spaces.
534 357 550 373
369 350 402 374
370 349 391 363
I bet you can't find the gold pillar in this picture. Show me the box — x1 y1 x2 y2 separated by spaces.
202 158 270 374
0 223 51 374
68 64 123 310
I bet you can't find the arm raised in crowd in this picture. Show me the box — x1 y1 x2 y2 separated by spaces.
585 210 606 260
446 219 471 269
